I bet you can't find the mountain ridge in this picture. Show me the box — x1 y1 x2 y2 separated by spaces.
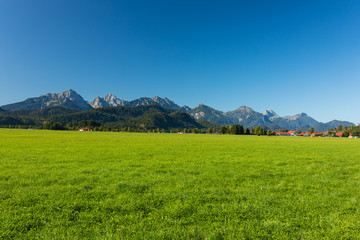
1 89 92 111
0 89 355 131
89 94 180 110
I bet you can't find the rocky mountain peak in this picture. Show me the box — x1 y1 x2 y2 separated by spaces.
235 106 254 113
104 93 115 98
90 93 127 108
103 93 118 102
90 96 107 108
263 109 278 117
55 89 79 99
195 104 214 110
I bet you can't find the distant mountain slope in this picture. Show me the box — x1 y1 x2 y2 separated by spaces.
0 106 81 117
270 113 318 130
197 119 221 129
50 104 170 124
0 115 39 126
187 104 232 125
180 105 191 112
1 89 92 111
313 120 354 132
127 111 203 130
0 107 5 112
51 105 202 130
225 106 268 127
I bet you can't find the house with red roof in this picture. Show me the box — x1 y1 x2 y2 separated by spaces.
288 131 298 136
335 132 344 137
275 131 299 136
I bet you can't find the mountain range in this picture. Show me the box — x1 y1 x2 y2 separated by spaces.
0 89 354 131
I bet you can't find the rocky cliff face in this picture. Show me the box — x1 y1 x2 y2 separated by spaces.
263 109 278 118
103 94 128 107
90 94 180 110
90 94 128 108
89 96 106 108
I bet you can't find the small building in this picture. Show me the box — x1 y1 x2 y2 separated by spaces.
288 131 298 136
79 128 90 132
335 132 344 137
299 132 312 136
311 132 322 137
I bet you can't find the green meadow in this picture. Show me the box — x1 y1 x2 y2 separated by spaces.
1 129 360 239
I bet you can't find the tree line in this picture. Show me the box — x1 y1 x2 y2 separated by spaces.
17 121 274 136
328 125 360 137
1 121 277 135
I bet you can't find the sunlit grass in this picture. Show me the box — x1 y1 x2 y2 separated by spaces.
1 129 360 238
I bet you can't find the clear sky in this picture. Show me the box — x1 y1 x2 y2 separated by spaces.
0 0 359 123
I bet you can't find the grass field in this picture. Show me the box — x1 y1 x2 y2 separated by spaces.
1 129 360 239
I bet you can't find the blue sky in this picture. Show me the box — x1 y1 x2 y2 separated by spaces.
0 0 359 123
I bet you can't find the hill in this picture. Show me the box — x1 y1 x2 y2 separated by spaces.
0 106 81 117
0 105 204 130
52 105 202 130
312 120 355 132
